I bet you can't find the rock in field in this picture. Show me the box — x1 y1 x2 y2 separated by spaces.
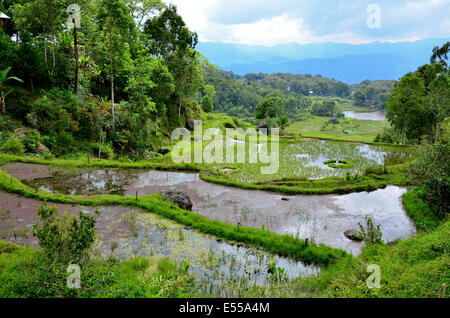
158 147 171 155
161 191 193 211
186 119 201 131
35 142 49 153
256 122 269 135
330 117 340 125
344 229 363 241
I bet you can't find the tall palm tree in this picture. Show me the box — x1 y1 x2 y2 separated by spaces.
0 67 23 115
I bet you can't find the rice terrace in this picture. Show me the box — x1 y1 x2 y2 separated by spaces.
0 0 448 310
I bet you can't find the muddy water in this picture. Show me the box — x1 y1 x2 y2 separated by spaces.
2 163 416 255
343 110 387 121
0 190 319 291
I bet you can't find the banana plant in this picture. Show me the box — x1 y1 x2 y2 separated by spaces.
0 67 23 115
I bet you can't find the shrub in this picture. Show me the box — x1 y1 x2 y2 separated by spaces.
42 135 57 151
43 152 55 160
374 128 401 144
0 138 25 155
89 142 114 160
407 141 449 218
32 203 98 264
364 165 387 176
201 95 213 113
23 130 41 153
358 217 383 244
223 120 236 129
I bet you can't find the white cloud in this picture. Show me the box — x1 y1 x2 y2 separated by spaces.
163 0 450 46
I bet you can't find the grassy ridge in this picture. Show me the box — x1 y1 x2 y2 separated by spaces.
0 163 348 266
201 172 409 195
0 154 199 171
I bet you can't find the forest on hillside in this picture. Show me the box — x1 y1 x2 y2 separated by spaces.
203 69 398 118
0 0 212 159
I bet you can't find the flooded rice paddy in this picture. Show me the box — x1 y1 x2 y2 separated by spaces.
0 190 319 295
2 161 416 256
218 140 412 183
343 110 387 121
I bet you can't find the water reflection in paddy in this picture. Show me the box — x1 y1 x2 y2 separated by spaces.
343 110 387 121
3 163 417 256
0 190 319 295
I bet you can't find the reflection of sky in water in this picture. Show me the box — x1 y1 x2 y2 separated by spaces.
357 145 387 164
133 171 199 187
303 155 333 170
343 111 387 121
333 186 415 243
17 162 416 257
104 216 319 288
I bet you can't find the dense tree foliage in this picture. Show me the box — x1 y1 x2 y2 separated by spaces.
352 80 396 109
0 1 208 158
408 140 449 219
385 44 449 144
204 70 348 118
255 96 285 120
311 101 343 117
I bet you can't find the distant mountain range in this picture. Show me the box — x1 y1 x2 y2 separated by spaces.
197 38 449 83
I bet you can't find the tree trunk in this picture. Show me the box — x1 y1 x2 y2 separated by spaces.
99 130 103 159
51 34 56 75
74 24 79 95
109 25 115 130
401 120 407 145
1 90 5 115
43 37 48 71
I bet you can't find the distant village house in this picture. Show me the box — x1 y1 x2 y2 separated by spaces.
0 11 11 33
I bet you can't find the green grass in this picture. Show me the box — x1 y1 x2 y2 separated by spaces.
0 153 198 170
287 116 389 143
307 220 449 298
402 187 442 232
323 159 355 169
0 241 196 298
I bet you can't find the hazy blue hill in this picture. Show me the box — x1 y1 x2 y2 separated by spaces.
197 38 448 83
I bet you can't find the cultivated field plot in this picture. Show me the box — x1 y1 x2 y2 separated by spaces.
212 140 411 183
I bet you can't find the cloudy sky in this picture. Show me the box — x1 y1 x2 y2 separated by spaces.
163 0 450 46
